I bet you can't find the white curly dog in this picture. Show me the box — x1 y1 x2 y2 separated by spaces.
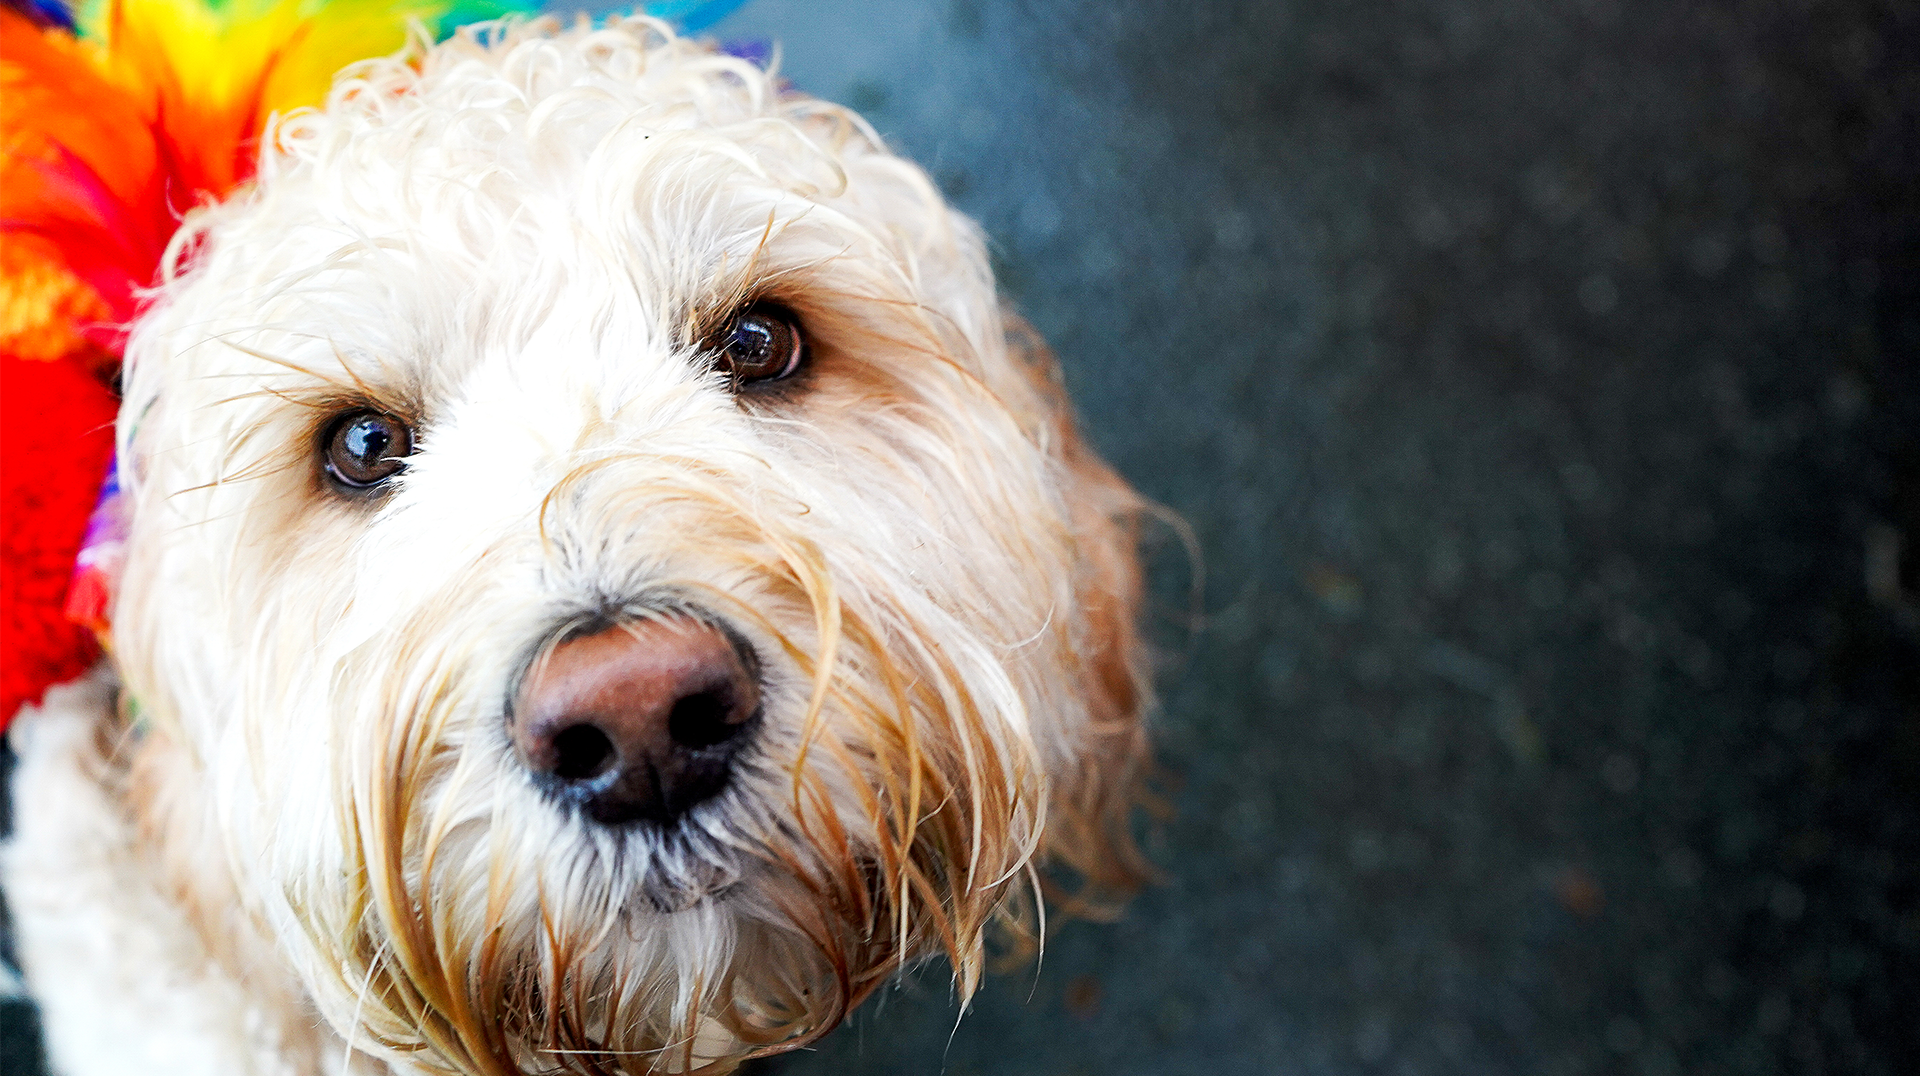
3 16 1151 1075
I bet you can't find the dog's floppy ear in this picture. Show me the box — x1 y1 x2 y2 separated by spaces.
1005 315 1156 909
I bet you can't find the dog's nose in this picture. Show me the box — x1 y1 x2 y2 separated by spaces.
512 618 759 825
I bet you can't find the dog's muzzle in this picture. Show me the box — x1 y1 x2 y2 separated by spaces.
511 616 761 826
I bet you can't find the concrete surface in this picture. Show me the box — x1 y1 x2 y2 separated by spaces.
4 2 1916 1074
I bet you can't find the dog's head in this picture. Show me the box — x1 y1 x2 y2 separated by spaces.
112 17 1148 1072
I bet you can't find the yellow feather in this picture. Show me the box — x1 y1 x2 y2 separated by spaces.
74 0 495 124
0 236 110 363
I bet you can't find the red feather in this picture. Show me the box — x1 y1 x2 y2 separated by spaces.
1 352 118 721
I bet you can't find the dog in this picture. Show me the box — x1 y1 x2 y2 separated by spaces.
3 15 1151 1074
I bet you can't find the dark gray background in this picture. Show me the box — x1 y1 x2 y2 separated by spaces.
5 1 1917 1073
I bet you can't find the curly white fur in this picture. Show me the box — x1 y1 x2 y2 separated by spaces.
5 16 1148 1075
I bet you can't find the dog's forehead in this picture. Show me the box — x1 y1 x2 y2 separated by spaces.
164 27 913 391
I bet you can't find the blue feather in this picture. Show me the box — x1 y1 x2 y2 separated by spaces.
2 0 76 30
641 0 751 34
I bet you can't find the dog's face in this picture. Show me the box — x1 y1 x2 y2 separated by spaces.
112 18 1145 1073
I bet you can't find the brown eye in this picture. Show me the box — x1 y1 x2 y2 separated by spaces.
323 409 413 490
708 303 805 386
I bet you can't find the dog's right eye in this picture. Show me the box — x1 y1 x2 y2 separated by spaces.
322 410 413 491
705 303 806 388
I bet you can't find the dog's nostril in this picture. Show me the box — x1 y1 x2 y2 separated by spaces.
550 723 617 782
667 688 739 750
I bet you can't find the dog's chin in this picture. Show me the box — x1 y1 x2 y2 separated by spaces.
607 815 750 915
524 794 755 916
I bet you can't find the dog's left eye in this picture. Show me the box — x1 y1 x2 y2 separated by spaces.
706 303 806 387
322 410 413 490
